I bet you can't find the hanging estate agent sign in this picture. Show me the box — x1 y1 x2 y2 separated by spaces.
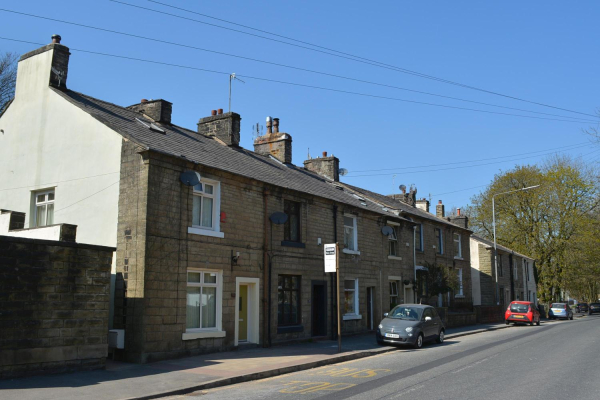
324 243 337 273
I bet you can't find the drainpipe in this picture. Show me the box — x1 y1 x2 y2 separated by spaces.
413 225 417 303
509 253 515 302
262 188 270 347
331 204 338 340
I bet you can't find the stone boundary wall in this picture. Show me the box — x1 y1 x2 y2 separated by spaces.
474 305 505 323
0 235 114 379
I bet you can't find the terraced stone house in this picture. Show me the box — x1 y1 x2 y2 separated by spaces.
0 37 472 363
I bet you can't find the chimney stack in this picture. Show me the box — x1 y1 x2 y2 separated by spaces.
416 198 430 213
128 99 173 124
17 34 71 94
448 208 468 229
197 110 241 147
436 200 445 218
304 151 340 181
254 116 292 163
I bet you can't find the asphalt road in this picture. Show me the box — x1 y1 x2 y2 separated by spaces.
168 315 600 400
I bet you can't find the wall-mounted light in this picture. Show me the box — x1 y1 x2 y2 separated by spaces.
231 251 240 264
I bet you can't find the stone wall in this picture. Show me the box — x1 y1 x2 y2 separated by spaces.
0 235 114 378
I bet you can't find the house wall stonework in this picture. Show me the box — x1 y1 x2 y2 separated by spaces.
113 146 419 362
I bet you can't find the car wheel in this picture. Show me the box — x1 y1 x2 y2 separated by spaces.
536 318 540 326
529 320 534 326
570 314 573 320
436 330 445 344
377 339 384 345
413 334 424 349
505 320 510 325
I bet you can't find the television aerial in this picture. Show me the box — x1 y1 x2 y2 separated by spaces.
399 184 407 192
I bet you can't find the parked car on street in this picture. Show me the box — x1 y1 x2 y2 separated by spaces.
576 303 588 313
505 301 540 326
376 304 445 349
589 303 600 315
548 303 573 320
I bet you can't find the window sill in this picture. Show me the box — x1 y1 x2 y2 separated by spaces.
188 227 225 238
281 241 306 249
343 314 362 321
277 325 304 334
387 255 402 261
182 330 226 340
342 249 360 255
455 295 465 299
454 257 464 260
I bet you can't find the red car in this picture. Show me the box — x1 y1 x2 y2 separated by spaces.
505 301 540 326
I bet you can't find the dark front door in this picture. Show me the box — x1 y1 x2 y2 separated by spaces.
312 281 327 337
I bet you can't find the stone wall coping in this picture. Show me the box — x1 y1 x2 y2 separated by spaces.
0 234 116 252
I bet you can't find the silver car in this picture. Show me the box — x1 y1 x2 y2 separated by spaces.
376 304 445 349
548 303 573 320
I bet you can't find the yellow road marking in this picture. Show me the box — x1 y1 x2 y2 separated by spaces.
310 367 390 378
280 380 356 394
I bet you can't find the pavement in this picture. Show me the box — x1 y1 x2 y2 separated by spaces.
0 321 541 400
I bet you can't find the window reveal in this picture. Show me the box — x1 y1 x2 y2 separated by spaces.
278 275 301 326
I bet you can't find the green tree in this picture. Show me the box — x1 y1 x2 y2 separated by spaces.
416 261 459 303
0 51 18 112
467 156 599 303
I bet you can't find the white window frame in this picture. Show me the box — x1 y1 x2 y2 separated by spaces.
389 280 399 310
455 268 464 298
343 278 361 320
387 222 401 259
183 269 225 340
342 214 359 255
453 232 462 259
32 189 55 228
188 178 224 238
514 262 518 281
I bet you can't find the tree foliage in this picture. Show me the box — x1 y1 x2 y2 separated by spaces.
0 51 18 112
416 261 459 302
467 156 599 303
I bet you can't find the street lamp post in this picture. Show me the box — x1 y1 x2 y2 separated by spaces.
492 185 540 305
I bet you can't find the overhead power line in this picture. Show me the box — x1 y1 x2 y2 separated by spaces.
0 8 596 124
1 36 596 125
349 142 591 173
345 144 597 178
140 0 599 120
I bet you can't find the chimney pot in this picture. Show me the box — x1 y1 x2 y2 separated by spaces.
211 109 217 116
141 99 148 103
218 108 223 115
51 34 62 44
273 118 280 133
457 208 461 216
266 116 273 134
322 151 327 157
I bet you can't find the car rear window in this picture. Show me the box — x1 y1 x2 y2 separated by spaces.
551 303 565 309
510 303 529 313
590 303 600 307
579 303 588 306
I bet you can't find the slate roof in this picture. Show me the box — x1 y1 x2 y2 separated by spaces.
338 182 471 231
51 87 411 221
471 235 534 260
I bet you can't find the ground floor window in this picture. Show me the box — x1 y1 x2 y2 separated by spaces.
278 275 301 326
186 270 222 331
389 281 399 310
456 268 464 297
344 279 359 315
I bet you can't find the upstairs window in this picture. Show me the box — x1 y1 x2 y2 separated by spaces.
435 228 443 254
34 189 55 227
453 233 462 258
343 215 358 252
416 224 423 251
498 254 503 277
388 225 399 256
190 178 222 238
456 268 464 297
284 200 301 243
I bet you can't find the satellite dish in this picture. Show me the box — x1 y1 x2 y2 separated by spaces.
339 168 348 176
381 226 394 236
399 184 407 192
180 170 201 187
269 212 288 225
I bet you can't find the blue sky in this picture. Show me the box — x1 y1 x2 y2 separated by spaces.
2 1 599 211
